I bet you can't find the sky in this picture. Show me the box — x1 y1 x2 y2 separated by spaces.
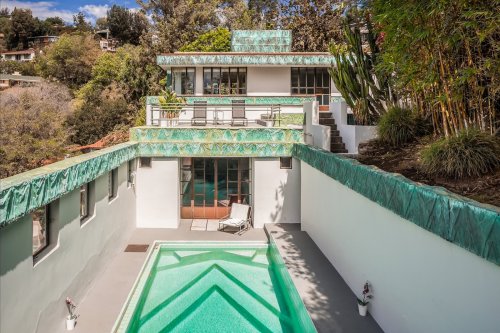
1 0 139 23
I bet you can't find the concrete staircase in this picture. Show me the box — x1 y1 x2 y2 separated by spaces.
319 112 347 153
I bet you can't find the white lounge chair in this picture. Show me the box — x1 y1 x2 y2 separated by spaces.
218 203 251 234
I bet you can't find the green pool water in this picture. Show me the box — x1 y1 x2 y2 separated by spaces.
115 242 316 333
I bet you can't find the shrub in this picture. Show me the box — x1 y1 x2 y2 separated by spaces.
377 107 425 146
420 130 500 179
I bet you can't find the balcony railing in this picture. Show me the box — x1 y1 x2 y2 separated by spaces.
147 103 282 127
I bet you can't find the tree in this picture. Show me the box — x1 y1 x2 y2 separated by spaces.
73 12 92 32
372 0 500 136
7 8 36 50
0 60 37 75
219 0 258 30
138 0 220 53
329 9 396 124
36 33 101 89
281 0 344 51
179 27 231 52
0 83 72 178
107 5 148 45
95 17 108 30
248 0 279 29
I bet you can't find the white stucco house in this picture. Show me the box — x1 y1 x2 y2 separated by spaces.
0 48 36 62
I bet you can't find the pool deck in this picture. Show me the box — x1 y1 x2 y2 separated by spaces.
70 221 382 333
265 223 383 333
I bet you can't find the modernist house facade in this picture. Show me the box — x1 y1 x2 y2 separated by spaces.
0 30 499 333
0 48 36 62
146 30 341 126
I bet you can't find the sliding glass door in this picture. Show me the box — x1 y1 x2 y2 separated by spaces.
180 158 251 219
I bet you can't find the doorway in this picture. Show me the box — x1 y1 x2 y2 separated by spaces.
180 158 252 219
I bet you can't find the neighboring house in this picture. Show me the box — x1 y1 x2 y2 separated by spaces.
0 73 42 89
28 35 59 49
156 30 341 114
0 48 36 62
95 29 118 52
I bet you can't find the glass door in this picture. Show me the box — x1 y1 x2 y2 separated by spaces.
180 158 251 219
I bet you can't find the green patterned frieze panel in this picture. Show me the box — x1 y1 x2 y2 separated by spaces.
138 142 294 157
130 127 304 143
157 53 336 67
146 96 315 106
1 142 138 227
292 143 500 266
231 30 292 53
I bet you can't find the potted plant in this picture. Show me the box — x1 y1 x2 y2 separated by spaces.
357 282 373 316
65 297 77 330
158 90 186 127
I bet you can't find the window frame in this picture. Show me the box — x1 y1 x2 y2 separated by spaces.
169 67 196 95
32 206 49 258
108 168 118 200
280 157 293 169
291 67 331 97
128 159 136 187
80 183 89 221
140 157 152 168
203 67 247 95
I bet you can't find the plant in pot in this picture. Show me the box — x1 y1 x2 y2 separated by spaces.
158 90 186 127
357 282 373 316
65 297 78 330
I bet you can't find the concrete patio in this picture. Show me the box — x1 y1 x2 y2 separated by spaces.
68 221 381 333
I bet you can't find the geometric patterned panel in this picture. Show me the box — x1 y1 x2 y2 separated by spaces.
138 142 294 157
292 143 500 266
146 96 316 106
130 128 304 144
231 30 292 53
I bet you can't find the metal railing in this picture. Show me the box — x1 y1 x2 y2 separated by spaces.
148 103 282 127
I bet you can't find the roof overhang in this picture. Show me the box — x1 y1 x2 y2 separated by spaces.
157 52 336 68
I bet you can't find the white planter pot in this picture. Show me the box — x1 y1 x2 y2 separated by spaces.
66 316 76 330
358 303 368 316
159 117 179 127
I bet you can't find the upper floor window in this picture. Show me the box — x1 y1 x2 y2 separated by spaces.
80 181 95 224
168 67 195 95
291 67 330 96
203 67 246 95
128 159 136 187
32 206 49 257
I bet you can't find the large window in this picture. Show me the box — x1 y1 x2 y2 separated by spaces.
291 67 330 97
169 68 195 95
32 206 49 257
203 67 246 95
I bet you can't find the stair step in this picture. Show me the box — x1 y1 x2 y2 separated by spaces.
330 136 343 143
319 112 332 118
319 118 336 125
331 149 348 153
330 142 345 150
330 130 340 136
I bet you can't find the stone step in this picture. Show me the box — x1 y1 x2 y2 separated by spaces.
330 142 346 150
331 148 348 153
319 112 333 118
319 118 336 125
330 130 340 136
330 136 343 143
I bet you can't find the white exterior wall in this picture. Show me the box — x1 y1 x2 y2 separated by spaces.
0 162 136 333
252 158 301 228
300 162 500 333
135 158 180 228
247 67 290 96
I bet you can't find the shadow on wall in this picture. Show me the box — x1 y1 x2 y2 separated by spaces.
269 169 297 223
272 227 382 333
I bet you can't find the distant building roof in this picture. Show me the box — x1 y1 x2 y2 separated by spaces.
0 74 42 82
1 48 35 55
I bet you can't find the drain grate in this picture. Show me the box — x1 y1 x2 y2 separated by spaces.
124 244 149 252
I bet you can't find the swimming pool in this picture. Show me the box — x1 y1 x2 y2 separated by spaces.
113 241 316 333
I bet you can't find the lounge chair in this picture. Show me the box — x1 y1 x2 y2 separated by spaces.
218 203 251 234
231 100 248 126
191 101 207 126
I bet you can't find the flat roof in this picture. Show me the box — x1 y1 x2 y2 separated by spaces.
157 52 336 67
0 74 42 82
